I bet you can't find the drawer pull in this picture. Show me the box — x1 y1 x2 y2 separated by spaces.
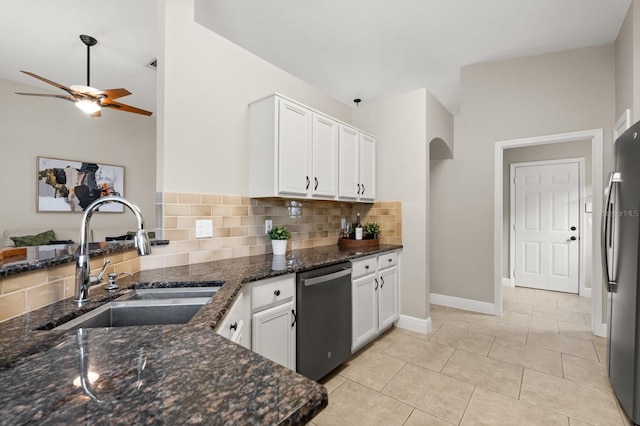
388 258 392 262
374 278 379 290
381 276 385 288
230 322 238 331
365 265 369 270
274 290 281 296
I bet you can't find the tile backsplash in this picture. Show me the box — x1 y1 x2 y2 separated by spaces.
141 193 402 270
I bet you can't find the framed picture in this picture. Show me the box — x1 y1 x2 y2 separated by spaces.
37 157 125 213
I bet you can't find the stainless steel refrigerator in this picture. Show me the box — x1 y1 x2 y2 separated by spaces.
603 119 640 424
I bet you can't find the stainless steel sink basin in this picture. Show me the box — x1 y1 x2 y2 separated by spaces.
116 287 220 301
54 287 221 330
56 298 211 330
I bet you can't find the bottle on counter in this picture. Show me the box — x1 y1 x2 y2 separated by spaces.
355 212 363 240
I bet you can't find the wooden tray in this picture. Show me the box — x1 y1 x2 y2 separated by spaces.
338 238 379 250
0 247 27 260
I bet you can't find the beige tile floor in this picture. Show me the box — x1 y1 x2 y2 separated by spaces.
310 286 634 426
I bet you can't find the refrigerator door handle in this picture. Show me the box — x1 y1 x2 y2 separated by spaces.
602 172 621 292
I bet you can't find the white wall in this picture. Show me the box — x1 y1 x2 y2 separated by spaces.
0 78 157 237
353 88 453 320
158 0 352 195
430 45 615 304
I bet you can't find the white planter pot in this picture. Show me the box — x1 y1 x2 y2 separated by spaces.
271 239 288 255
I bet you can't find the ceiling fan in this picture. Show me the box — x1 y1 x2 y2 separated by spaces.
15 35 152 117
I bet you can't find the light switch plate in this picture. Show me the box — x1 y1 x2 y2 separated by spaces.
265 219 273 234
195 220 213 238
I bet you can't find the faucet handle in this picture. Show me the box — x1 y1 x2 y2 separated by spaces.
89 259 111 286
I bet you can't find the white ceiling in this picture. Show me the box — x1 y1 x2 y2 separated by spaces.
0 1 631 116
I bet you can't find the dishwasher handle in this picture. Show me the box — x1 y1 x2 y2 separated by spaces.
302 268 352 287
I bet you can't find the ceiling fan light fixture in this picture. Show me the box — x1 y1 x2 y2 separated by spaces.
75 99 101 114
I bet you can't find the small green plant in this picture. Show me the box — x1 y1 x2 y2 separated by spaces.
363 222 381 239
267 226 291 240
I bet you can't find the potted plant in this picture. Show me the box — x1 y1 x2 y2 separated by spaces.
363 222 381 240
268 226 291 255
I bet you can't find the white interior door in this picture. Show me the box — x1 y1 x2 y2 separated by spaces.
513 161 580 293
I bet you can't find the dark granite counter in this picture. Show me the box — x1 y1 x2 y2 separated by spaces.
0 244 402 424
0 240 170 278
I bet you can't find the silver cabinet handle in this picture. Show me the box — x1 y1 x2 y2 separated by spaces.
602 172 621 292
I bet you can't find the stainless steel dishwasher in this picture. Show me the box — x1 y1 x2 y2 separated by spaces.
296 262 352 381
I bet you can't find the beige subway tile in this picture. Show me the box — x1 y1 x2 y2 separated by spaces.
164 229 190 241
189 250 212 264
222 237 243 248
64 276 75 298
241 216 257 226
232 246 251 258
212 206 233 216
202 194 223 205
211 216 224 227
3 269 48 293
105 253 124 265
213 227 231 238
177 216 197 229
231 227 248 237
223 216 242 227
47 263 75 281
202 238 224 250
139 255 165 271
178 193 201 204
212 248 233 261
290 240 304 250
162 192 178 203
164 253 189 267
249 205 265 215
149 243 176 256
176 240 202 253
190 204 212 216
122 249 139 261
164 204 190 216
241 236 257 246
223 195 242 205
241 197 251 206
0 290 27 322
27 280 65 310
232 206 249 216
164 216 178 229
131 257 140 272
249 245 266 256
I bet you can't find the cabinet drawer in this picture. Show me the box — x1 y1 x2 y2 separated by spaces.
351 257 377 278
252 275 295 311
217 292 244 340
378 251 398 270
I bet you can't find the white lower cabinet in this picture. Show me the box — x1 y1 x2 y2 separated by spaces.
251 275 297 370
252 300 296 370
351 250 400 353
216 292 250 349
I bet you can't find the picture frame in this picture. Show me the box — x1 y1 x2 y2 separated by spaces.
37 157 125 213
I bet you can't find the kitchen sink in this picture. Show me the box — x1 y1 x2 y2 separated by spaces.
116 287 220 301
54 287 220 330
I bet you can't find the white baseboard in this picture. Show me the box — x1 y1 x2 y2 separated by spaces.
501 277 511 287
396 315 432 335
594 322 607 338
580 287 592 298
430 293 496 315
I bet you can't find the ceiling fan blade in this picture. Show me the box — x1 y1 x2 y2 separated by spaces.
15 92 76 102
101 100 153 116
20 70 79 98
99 88 132 100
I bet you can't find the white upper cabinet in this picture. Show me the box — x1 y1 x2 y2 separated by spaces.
278 100 312 196
338 124 376 201
249 94 374 202
311 113 338 197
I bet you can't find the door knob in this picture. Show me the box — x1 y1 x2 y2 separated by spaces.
570 236 577 241
570 226 577 231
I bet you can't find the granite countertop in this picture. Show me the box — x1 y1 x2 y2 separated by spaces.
0 243 402 424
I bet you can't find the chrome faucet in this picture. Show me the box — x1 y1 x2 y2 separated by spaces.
75 195 152 305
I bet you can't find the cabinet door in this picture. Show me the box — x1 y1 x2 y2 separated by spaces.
278 99 312 196
359 133 376 201
378 267 399 330
338 125 360 199
252 300 296 370
352 274 378 352
312 114 338 198
217 293 246 346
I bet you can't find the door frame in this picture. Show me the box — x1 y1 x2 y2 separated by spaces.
509 158 586 295
494 129 604 337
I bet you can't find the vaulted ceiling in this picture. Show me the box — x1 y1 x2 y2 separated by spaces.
1 0 632 116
